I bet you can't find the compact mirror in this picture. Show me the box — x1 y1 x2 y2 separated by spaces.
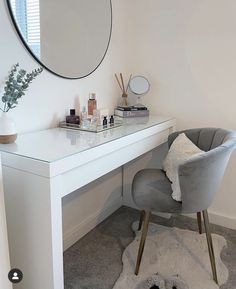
6 0 112 79
129 76 150 95
129 75 150 107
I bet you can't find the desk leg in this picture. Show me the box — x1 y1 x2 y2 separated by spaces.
3 167 64 289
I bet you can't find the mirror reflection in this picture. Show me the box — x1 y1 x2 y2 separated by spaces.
7 0 112 79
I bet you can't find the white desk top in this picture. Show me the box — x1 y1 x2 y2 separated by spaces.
0 116 174 163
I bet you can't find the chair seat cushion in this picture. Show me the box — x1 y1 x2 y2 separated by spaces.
163 133 204 202
132 169 182 213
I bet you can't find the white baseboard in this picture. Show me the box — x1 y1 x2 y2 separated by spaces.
63 201 236 252
63 196 122 251
207 210 236 230
184 210 236 231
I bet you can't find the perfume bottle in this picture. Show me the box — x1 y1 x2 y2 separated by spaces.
109 115 114 125
81 106 89 127
66 109 80 125
88 93 97 116
81 106 87 121
103 116 107 127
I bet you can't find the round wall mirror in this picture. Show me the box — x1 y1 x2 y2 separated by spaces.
129 76 150 95
6 0 112 79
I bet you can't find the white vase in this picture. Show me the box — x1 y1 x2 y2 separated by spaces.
0 112 17 144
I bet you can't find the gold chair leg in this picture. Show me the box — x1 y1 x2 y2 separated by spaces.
202 210 218 284
135 210 150 275
197 212 202 234
138 210 145 231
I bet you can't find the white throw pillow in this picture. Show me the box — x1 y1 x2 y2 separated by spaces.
163 133 204 202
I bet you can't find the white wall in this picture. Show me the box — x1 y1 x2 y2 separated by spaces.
125 0 236 228
62 168 122 250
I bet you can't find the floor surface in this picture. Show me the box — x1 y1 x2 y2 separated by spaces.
64 206 236 289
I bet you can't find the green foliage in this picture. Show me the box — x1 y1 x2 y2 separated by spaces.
1 63 43 112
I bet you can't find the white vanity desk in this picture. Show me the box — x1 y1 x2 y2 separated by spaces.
0 115 175 289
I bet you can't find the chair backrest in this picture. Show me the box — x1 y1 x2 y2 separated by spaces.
168 128 236 213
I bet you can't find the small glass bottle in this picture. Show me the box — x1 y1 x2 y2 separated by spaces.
109 115 114 125
81 106 87 120
103 116 107 127
88 93 97 116
81 106 89 127
66 109 80 125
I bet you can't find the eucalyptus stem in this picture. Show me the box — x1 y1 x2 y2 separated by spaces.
1 63 43 112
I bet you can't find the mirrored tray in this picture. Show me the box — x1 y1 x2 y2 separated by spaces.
59 118 123 133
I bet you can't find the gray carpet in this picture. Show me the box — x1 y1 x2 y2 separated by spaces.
64 206 236 289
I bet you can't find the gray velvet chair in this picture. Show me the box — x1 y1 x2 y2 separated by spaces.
132 128 236 283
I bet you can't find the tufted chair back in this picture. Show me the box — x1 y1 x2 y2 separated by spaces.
167 128 236 213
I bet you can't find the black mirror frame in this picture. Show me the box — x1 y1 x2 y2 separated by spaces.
5 0 112 79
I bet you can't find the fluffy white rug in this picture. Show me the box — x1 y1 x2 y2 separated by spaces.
113 222 228 289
